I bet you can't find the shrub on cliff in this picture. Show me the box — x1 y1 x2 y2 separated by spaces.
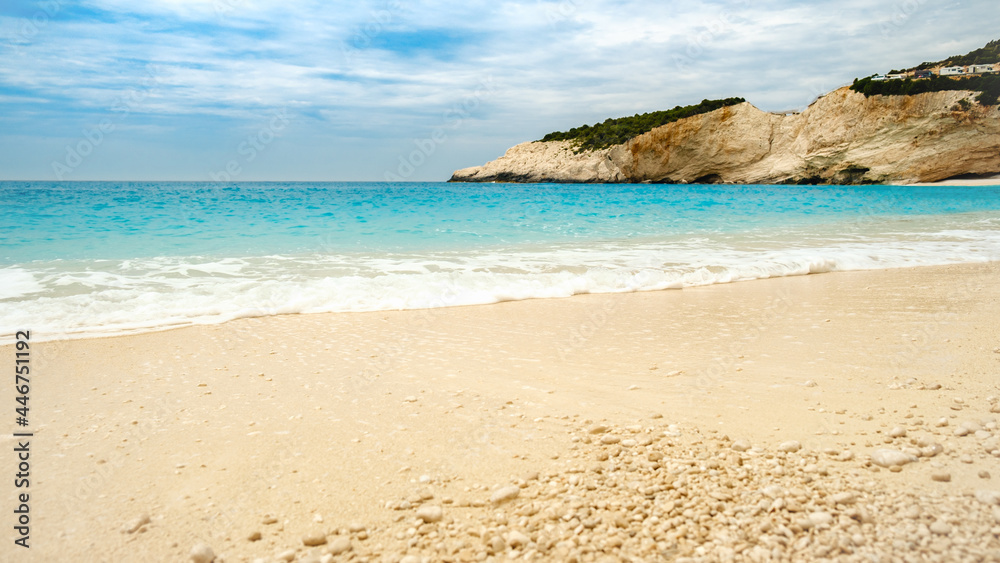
851 74 1000 106
540 98 746 152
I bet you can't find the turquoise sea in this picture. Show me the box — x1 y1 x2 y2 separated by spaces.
2 181 1000 342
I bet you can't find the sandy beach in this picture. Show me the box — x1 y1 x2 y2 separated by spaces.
907 175 1000 187
4 262 1000 563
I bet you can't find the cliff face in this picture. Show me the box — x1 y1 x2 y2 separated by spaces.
449 139 627 183
450 87 1000 184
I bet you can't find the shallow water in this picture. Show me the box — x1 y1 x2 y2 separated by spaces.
2 181 999 341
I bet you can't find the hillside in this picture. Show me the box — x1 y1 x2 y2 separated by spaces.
451 87 1000 184
539 98 745 152
914 39 1000 70
451 40 1000 185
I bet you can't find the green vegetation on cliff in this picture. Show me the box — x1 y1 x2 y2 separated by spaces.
914 39 1000 70
851 74 1000 106
540 98 746 151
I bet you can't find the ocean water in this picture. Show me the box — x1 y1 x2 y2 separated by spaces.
2 181 1000 342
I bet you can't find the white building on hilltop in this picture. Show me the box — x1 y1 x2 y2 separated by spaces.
940 66 966 76
970 64 995 74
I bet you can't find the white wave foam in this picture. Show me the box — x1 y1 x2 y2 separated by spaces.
0 268 44 300
2 227 1000 343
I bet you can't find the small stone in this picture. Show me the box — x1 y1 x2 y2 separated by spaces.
348 522 366 533
731 440 751 452
870 449 918 468
328 536 352 555
832 492 858 505
920 444 943 458
929 520 952 535
808 512 834 527
490 485 521 504
600 435 621 445
507 530 530 549
262 516 279 525
302 531 327 546
975 490 1000 505
931 471 952 482
247 531 262 542
587 425 609 434
955 427 971 437
980 471 992 479
416 504 443 523
961 420 984 432
189 543 215 563
122 514 151 534
489 536 506 553
935 418 949 427
403 396 417 403
275 550 296 562
960 454 974 464
889 427 907 438
804 380 818 387
777 440 801 453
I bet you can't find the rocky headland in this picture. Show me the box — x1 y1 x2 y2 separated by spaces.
450 87 1000 185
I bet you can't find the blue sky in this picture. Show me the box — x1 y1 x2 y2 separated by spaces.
0 0 997 181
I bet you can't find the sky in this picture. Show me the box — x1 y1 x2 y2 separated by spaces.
0 0 997 182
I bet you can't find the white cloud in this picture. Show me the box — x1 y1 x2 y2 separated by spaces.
0 0 998 180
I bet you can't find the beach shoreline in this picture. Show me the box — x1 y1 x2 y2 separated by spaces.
903 175 1000 187
4 261 1000 562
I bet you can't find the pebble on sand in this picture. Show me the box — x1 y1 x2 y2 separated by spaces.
189 543 215 563
929 520 952 535
508 530 530 548
490 485 521 504
416 504 443 523
870 449 917 468
302 531 328 546
931 471 952 482
777 440 801 453
831 492 858 505
121 514 150 534
731 440 751 452
975 490 1000 506
329 536 352 555
808 511 834 527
